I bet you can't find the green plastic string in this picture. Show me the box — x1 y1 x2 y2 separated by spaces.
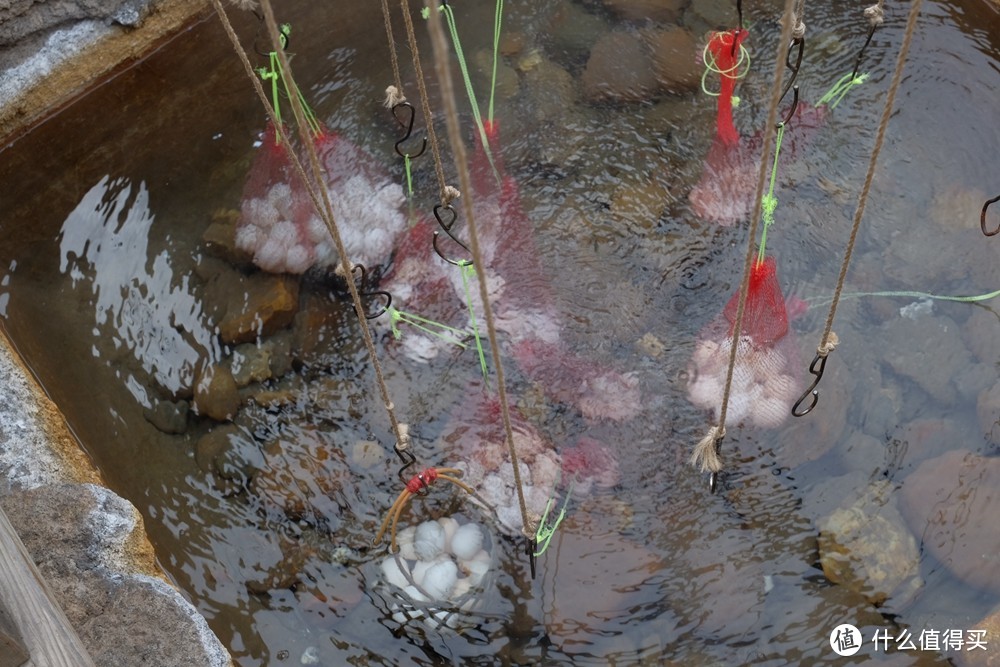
388 306 470 348
459 262 489 379
422 4 496 175
258 30 322 141
489 0 503 123
816 71 869 109
533 479 573 557
805 288 1000 309
700 40 751 106
403 154 414 197
756 122 786 265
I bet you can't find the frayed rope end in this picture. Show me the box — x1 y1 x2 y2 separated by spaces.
690 426 725 473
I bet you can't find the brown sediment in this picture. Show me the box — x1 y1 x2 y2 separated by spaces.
0 0 211 144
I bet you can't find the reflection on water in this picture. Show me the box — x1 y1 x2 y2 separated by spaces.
59 176 220 402
0 0 998 664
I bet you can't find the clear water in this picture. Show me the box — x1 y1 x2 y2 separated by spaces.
0 0 998 664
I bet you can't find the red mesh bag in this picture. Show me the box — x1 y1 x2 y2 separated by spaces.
687 256 799 429
707 29 748 148
723 256 788 345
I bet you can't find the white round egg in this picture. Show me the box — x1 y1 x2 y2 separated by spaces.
450 523 484 561
421 560 458 601
414 520 446 560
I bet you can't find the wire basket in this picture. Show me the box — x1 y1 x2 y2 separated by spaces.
370 506 499 635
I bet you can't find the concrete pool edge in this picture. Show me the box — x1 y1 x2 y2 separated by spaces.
0 0 212 143
0 0 234 662
0 330 233 666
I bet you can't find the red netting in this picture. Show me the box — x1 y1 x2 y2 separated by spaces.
723 256 789 345
707 29 748 147
687 256 798 429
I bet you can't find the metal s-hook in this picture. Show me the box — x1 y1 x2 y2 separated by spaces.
982 194 1000 236
394 447 428 496
432 204 474 267
252 12 291 57
350 264 392 319
791 351 828 417
391 102 427 159
777 37 804 127
850 23 877 81
731 0 744 58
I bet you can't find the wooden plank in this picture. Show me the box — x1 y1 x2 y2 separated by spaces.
0 600 29 667
0 505 95 667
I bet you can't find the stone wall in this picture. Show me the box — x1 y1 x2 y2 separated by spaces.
0 316 231 665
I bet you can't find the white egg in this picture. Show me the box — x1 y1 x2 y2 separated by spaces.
403 585 429 603
754 396 790 429
437 517 459 552
460 549 491 587
396 526 418 561
450 523 484 561
380 556 411 590
421 560 458 600
449 578 472 601
414 520 446 560
768 373 797 403
692 339 720 367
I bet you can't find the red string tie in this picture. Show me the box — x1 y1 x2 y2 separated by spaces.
405 467 439 493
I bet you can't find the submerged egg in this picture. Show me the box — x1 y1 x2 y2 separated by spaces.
460 549 491 587
421 560 458 600
437 516 459 552
396 525 418 561
414 520 446 560
380 555 411 590
450 523 484 561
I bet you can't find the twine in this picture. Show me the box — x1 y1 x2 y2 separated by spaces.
816 0 923 359
690 0 800 476
424 0 534 539
210 0 411 457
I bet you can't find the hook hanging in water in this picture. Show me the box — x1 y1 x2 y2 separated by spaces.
432 204 474 267
791 350 828 416
350 264 392 320
776 37 804 127
391 102 427 160
252 12 291 57
850 23 878 81
982 195 1000 237
731 0 744 57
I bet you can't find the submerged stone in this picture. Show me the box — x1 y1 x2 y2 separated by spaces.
601 0 685 23
899 449 1000 594
643 27 701 94
193 363 241 422
143 398 189 434
817 481 921 607
582 29 658 104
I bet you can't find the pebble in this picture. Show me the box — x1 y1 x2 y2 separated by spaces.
193 363 241 422
143 398 189 434
977 381 1000 443
817 481 922 607
582 29 658 104
350 440 383 469
899 449 1000 594
601 0 685 23
643 27 701 95
880 313 972 405
208 270 300 345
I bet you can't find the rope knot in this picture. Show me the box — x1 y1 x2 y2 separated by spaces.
864 3 885 28
396 422 411 450
791 17 806 41
817 331 839 357
405 467 439 493
384 85 406 109
442 184 461 206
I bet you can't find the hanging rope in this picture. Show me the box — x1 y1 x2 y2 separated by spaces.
424 0 535 540
793 0 923 417
397 0 455 207
379 0 404 104
690 0 800 485
210 0 413 464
